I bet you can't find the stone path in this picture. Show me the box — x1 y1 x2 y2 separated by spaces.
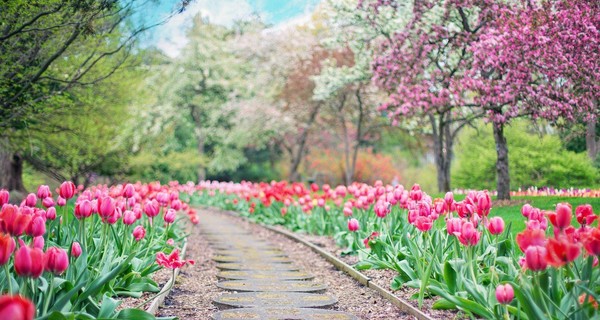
200 213 358 320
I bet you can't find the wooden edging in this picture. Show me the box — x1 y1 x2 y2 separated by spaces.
217 209 434 320
146 241 188 315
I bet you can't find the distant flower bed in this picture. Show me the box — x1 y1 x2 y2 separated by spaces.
450 187 600 198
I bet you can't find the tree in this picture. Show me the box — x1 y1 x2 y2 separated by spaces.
0 0 189 192
466 0 600 198
362 0 491 192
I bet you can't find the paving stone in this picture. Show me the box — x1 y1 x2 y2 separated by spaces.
214 249 286 257
212 255 293 263
216 263 300 271
217 270 314 281
212 292 337 308
216 280 327 292
212 307 358 320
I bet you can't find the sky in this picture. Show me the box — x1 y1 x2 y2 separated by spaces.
142 0 321 57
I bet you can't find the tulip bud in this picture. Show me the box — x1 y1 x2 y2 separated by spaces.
0 190 9 207
348 218 360 232
525 245 548 271
166 238 175 246
0 294 36 320
487 217 505 235
521 204 533 218
57 197 66 207
45 247 69 275
133 226 146 241
164 209 176 224
71 242 82 258
59 181 76 200
26 215 46 237
37 185 51 200
495 284 514 304
14 240 44 278
555 203 572 230
46 207 56 220
24 194 37 207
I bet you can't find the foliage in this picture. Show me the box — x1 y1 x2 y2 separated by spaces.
453 121 599 189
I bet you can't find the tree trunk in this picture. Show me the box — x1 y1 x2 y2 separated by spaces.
493 122 511 200
190 105 206 182
287 103 321 182
0 142 27 194
430 114 451 192
586 100 599 162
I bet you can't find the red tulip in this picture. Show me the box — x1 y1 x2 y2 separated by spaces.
546 237 580 268
133 226 146 241
0 295 35 320
516 229 546 252
495 283 514 304
37 185 51 200
59 181 76 200
14 240 44 278
0 190 9 207
347 218 359 232
0 233 15 266
45 247 69 275
576 204 596 226
525 245 548 271
71 242 82 258
0 205 31 236
487 217 505 235
156 249 194 269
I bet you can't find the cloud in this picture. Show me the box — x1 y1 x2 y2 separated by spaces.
155 0 255 57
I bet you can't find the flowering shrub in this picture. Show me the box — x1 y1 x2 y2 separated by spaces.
195 180 599 318
0 180 197 319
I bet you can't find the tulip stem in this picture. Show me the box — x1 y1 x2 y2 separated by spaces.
4 264 12 294
43 276 54 315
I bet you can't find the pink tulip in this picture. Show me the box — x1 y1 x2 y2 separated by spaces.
348 218 360 232
143 200 160 218
374 201 390 218
58 181 76 200
170 199 182 210
0 294 36 320
166 238 175 246
496 284 514 304
122 210 137 225
32 237 44 250
45 207 56 220
24 194 36 207
122 183 135 198
14 240 44 278
446 217 462 235
156 192 169 205
71 242 82 258
41 197 54 208
26 214 45 237
74 200 93 219
554 203 572 230
97 196 114 219
44 247 69 275
164 209 176 224
57 197 66 207
37 185 51 200
415 216 433 232
456 221 481 246
525 245 548 271
487 217 505 235
133 226 146 241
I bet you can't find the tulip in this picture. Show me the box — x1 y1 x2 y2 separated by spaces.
97 196 114 219
37 185 51 200
415 216 433 232
363 232 379 248
143 200 160 218
166 238 175 246
46 207 56 220
343 206 353 217
521 204 533 218
456 221 480 246
24 194 36 207
0 190 9 206
164 208 176 224
487 217 505 235
14 240 44 278
348 218 360 232
476 191 491 216
133 226 146 241
583 228 600 256
516 228 546 253
156 192 170 205
45 247 69 275
41 197 54 208
58 181 76 200
0 205 31 236
576 204 596 226
57 197 66 207
525 245 548 271
122 183 135 198
122 210 137 225
32 237 44 250
26 214 46 237
0 295 35 320
170 199 182 210
374 201 390 218
74 200 93 219
551 203 572 230
71 242 82 258
545 237 580 268
495 284 514 304
156 249 194 269
409 184 422 201
0 233 15 266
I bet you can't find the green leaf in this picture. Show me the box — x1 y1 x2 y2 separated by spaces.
509 281 547 320
507 305 529 320
98 293 121 318
390 275 404 291
443 261 457 294
428 285 494 319
115 308 157 320
432 298 456 310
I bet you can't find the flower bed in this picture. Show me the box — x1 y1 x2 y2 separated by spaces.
193 180 600 319
0 181 196 319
